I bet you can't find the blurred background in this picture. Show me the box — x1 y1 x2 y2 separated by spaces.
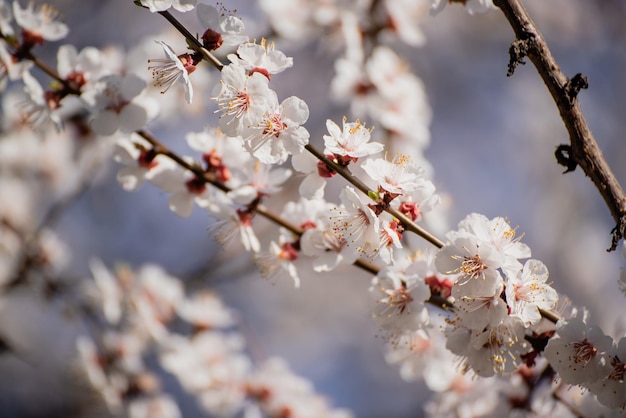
1 0 625 417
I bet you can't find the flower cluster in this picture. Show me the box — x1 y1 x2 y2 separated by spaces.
78 261 350 417
434 214 558 376
0 0 624 417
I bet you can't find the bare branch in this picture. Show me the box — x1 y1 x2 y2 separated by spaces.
493 0 626 251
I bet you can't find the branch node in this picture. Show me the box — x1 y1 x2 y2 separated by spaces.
565 73 588 105
554 144 577 173
607 215 626 252
507 38 529 76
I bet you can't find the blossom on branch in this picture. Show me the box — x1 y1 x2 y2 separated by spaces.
544 316 613 385
370 264 431 342
114 134 169 191
362 154 429 197
212 62 277 138
81 73 155 136
197 3 247 52
242 95 310 165
323 117 383 164
227 39 293 79
505 259 558 327
56 44 105 92
12 1 68 44
331 186 381 261
20 70 61 128
148 40 196 104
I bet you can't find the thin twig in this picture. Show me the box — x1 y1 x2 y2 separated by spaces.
493 0 626 251
157 10 224 70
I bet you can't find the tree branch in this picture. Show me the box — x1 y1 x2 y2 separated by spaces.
493 0 626 251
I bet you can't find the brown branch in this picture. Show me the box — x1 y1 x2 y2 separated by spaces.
493 0 626 251
157 10 224 71
304 144 446 249
136 131 389 281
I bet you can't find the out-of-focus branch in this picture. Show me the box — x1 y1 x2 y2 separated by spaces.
493 0 626 251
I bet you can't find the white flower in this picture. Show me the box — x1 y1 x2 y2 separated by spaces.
391 182 439 223
446 316 529 377
131 264 185 341
247 358 351 418
57 44 105 90
290 198 350 272
12 1 68 42
383 0 427 46
159 332 250 416
86 259 122 325
227 160 292 205
291 150 330 200
114 134 170 191
331 186 381 260
365 47 431 147
505 259 558 326
197 4 247 51
228 39 293 78
204 190 261 253
588 336 626 409
212 63 277 137
176 292 236 329
323 117 383 161
256 238 301 287
376 215 403 264
362 154 428 196
258 0 319 42
147 156 210 218
242 96 310 164
148 40 195 104
451 213 531 278
81 73 151 136
139 0 197 13
452 278 507 330
370 269 431 340
435 235 505 293
430 0 496 16
20 70 60 128
185 127 249 188
76 336 123 412
544 316 613 385
0 41 32 84
127 395 182 418
300 226 349 272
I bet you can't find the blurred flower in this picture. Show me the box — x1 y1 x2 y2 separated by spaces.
139 0 197 13
81 73 153 136
12 1 68 43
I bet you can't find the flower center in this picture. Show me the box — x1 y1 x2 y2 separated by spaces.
385 283 413 315
457 254 487 280
571 338 598 364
